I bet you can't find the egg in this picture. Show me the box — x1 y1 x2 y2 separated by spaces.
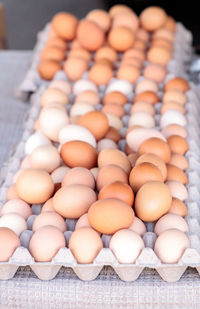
169 153 188 170
32 212 67 232
98 181 134 206
129 217 147 236
152 28 175 43
68 47 91 62
20 156 32 169
88 198 134 234
117 64 140 83
52 12 78 40
154 229 190 263
42 198 55 213
0 213 27 236
135 79 158 94
122 48 145 62
106 79 133 96
49 80 71 95
166 164 188 184
86 9 111 32
105 112 123 130
59 124 96 147
147 46 171 66
161 108 187 129
61 167 95 189
133 90 159 105
97 138 117 152
167 135 189 155
104 126 121 142
1 199 32 220
108 26 135 51
128 111 155 128
160 102 185 115
103 91 127 105
61 141 97 169
75 213 91 230
70 39 82 49
168 198 188 217
166 180 188 201
109 4 133 18
63 57 88 81
30 145 60 173
25 131 51 155
134 39 147 51
51 166 70 184
135 27 150 42
109 229 144 263
53 185 96 218
90 167 99 180
140 6 167 31
113 11 139 32
143 63 167 83
135 181 172 222
39 107 69 142
40 46 65 63
69 227 103 263
38 60 62 80
128 153 138 167
162 124 187 138
151 38 173 51
154 213 189 236
0 227 20 262
164 16 176 32
29 225 65 262
73 79 98 95
94 46 118 63
164 77 190 93
120 57 143 69
102 103 125 118
70 102 95 118
138 137 171 163
130 101 155 116
77 20 105 51
46 36 68 50
6 184 20 200
75 90 100 106
98 148 131 174
89 63 113 86
96 164 128 191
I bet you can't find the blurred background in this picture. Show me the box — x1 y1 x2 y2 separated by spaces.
0 0 199 50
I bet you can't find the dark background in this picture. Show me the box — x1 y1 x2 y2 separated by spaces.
1 0 199 50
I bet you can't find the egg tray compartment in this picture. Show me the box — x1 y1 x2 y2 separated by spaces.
16 21 193 101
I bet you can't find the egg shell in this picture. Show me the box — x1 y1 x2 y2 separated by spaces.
96 164 128 191
105 112 123 130
63 57 88 82
53 185 97 219
166 180 188 201
143 63 167 83
98 148 131 174
129 217 147 236
1 199 32 220
166 164 188 184
140 6 167 31
162 90 187 105
52 12 78 40
89 63 113 86
25 131 51 156
86 9 111 32
49 80 71 95
94 46 118 63
97 138 117 152
0 213 27 236
75 90 99 106
0 227 20 262
77 20 105 51
109 229 144 263
68 48 91 62
147 46 171 66
109 4 133 18
130 101 155 116
167 135 189 155
138 137 171 163
169 153 188 170
133 91 159 105
103 91 127 106
160 110 187 129
135 181 172 222
29 225 66 262
135 79 158 94
69 227 103 263
62 167 95 189
32 212 67 232
117 64 140 83
98 181 134 206
60 141 97 169
51 166 70 184
168 198 188 217
104 126 121 142
108 26 135 52
16 169 54 204
88 198 134 234
164 77 190 93
59 124 96 147
154 229 190 263
38 60 62 80
128 111 155 128
112 12 139 33
102 103 125 118
41 87 68 107
154 213 189 236
162 124 187 139
160 102 185 115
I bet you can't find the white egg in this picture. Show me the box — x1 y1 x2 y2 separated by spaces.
160 110 187 129
73 79 98 95
49 80 72 95
51 166 70 183
105 112 123 130
58 124 96 147
106 79 133 96
129 217 147 236
70 102 94 117
154 213 189 236
97 139 117 152
25 131 51 155
128 112 155 128
0 213 27 236
166 180 188 201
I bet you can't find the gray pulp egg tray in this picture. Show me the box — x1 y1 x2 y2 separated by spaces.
0 21 200 283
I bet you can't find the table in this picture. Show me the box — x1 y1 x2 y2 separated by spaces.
0 51 200 309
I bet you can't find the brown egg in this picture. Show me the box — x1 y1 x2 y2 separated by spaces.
135 181 172 222
117 65 140 83
1 199 32 220
102 103 125 118
42 198 55 212
78 111 109 141
95 58 113 69
122 48 145 62
41 87 69 107
69 227 103 263
162 124 187 139
127 152 138 166
77 20 105 51
133 91 159 105
164 16 176 32
167 135 189 155
120 57 143 69
52 12 78 40
125 144 135 155
109 5 133 18
151 38 173 52
104 126 121 142
48 26 58 39
130 101 155 116
62 167 95 189
63 57 88 81
133 39 147 51
6 184 20 200
86 9 111 32
147 46 171 66
68 48 91 62
138 137 171 163
98 181 134 206
108 26 135 51
152 28 175 43
164 77 190 93
16 169 54 204
32 212 67 232
166 164 188 184
160 102 185 115
129 162 163 192
162 90 187 105
135 28 150 42
40 46 65 62
140 6 167 31
94 46 118 63
75 90 100 106
88 63 113 86
70 39 82 49
96 164 128 191
135 153 167 180
29 226 65 262
143 63 167 83
46 37 68 50
112 12 139 33
169 153 188 170
38 60 62 80
0 227 20 262
88 198 134 234
61 141 97 169
168 198 188 217
98 148 131 174
103 91 127 106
